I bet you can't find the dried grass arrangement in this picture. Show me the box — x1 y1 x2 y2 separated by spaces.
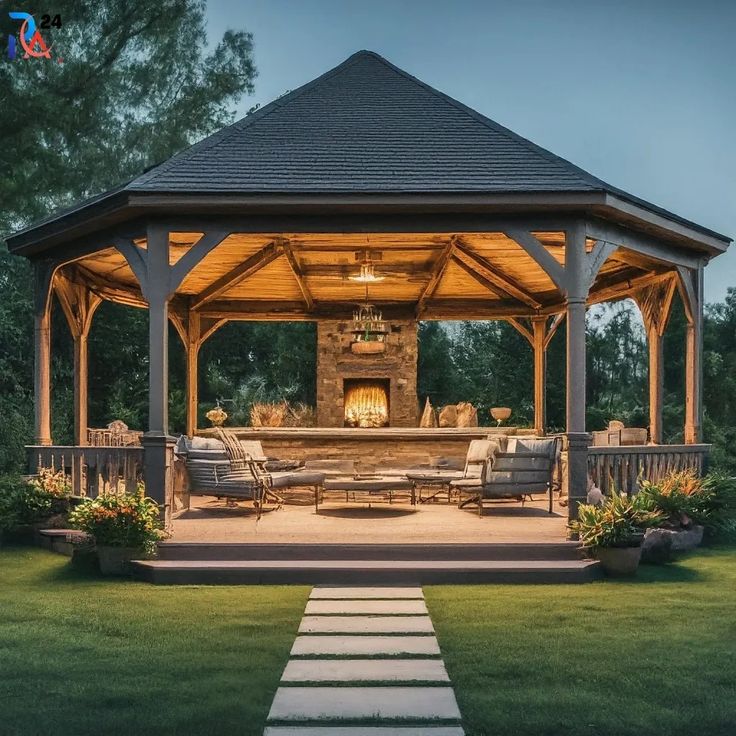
250 401 289 427
249 401 316 428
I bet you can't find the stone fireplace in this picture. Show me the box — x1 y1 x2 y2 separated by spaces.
316 319 418 427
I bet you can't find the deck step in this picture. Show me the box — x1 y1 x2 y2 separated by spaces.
131 558 601 585
155 541 582 562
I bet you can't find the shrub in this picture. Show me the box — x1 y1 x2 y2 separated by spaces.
639 469 715 528
69 492 164 555
702 473 736 541
0 469 72 529
570 489 665 550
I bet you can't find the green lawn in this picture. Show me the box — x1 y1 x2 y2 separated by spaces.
0 547 308 736
3 547 735 736
426 548 736 736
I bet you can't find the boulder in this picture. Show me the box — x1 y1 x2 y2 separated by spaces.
642 525 704 562
419 397 438 428
456 402 478 427
438 405 457 427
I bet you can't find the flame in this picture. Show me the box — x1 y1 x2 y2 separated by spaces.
344 382 389 427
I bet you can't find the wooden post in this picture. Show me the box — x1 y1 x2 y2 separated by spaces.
185 310 201 437
564 222 589 521
647 326 664 444
55 273 103 446
146 224 171 436
678 265 704 444
532 317 547 436
33 262 54 446
635 275 676 445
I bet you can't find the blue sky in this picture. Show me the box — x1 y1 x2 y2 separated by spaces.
207 0 735 302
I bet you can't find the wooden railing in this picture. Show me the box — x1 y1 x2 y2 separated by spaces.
587 444 710 494
27 445 144 497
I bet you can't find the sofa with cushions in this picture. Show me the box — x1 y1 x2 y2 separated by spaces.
451 436 560 515
175 436 325 508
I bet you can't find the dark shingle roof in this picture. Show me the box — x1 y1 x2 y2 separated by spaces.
129 50 604 193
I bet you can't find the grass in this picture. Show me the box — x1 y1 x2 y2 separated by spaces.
0 546 308 736
426 547 736 736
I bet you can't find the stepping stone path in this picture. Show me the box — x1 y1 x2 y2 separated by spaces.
265 586 464 735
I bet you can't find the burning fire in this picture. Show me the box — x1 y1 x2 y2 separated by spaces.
344 382 389 427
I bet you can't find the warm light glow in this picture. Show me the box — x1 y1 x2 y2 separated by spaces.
344 381 389 427
348 263 385 282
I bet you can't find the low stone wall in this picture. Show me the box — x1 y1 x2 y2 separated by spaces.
199 427 519 473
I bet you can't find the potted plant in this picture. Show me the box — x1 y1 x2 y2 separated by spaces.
69 489 164 575
570 489 664 576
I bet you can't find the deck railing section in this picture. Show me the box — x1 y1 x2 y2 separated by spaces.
27 445 144 497
587 444 710 495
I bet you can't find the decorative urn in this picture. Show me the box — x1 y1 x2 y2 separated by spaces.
205 406 228 427
490 407 512 426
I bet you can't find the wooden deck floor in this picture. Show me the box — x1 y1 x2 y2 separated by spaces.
170 495 569 544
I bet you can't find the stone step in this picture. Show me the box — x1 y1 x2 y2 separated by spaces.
310 586 424 599
155 541 581 562
267 686 462 721
291 635 441 657
305 599 428 615
281 658 449 682
299 616 434 634
131 558 601 585
264 728 464 736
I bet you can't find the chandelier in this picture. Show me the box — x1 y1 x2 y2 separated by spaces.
350 252 388 354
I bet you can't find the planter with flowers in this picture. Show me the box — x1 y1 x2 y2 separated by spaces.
569 489 665 576
69 490 165 575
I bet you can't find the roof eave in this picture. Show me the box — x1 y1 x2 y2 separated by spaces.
6 189 730 259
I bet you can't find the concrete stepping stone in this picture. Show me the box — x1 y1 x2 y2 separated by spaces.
305 599 427 615
267 686 461 721
281 658 449 682
299 615 433 634
264 728 464 735
291 635 440 656
310 587 423 599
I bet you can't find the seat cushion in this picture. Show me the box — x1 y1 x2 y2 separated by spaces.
270 471 325 488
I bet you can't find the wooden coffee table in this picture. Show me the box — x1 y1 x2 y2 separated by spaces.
321 475 416 507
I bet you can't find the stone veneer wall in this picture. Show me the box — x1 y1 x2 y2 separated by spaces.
316 319 419 427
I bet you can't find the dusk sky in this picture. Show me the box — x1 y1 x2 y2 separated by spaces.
207 0 735 302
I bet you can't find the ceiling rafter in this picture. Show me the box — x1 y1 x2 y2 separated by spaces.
416 239 455 318
282 240 314 311
191 240 283 310
452 239 542 309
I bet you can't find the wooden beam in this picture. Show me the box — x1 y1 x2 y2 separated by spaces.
200 317 229 343
453 240 542 308
191 240 283 310
416 240 454 317
282 240 314 311
585 239 619 289
588 269 673 306
505 318 534 345
544 312 565 350
169 229 229 293
113 238 149 296
503 228 567 292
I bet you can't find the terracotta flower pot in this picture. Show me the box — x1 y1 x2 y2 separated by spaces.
594 545 642 576
96 545 140 576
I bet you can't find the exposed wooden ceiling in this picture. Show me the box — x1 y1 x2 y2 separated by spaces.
60 231 671 320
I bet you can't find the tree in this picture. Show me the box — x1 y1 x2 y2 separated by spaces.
0 1 256 471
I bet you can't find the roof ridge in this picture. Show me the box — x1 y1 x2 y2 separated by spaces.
130 52 372 189
364 51 607 190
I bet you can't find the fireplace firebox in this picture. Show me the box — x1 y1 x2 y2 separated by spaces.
316 319 418 427
344 378 390 427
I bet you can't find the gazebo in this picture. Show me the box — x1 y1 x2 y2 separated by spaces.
8 51 729 526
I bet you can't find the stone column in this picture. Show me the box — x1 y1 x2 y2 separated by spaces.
142 433 176 528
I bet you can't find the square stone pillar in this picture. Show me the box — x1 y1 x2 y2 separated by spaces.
142 433 176 528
